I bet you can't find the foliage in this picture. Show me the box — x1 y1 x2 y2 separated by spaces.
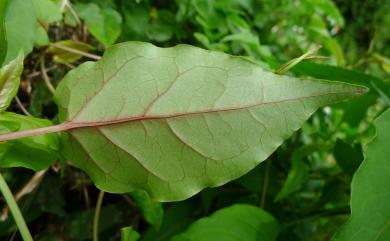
0 0 389 241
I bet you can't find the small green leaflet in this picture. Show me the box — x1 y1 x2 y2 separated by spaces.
0 52 23 112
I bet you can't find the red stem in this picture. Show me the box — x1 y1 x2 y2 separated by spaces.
0 123 71 142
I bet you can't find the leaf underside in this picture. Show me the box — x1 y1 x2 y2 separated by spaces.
55 42 366 201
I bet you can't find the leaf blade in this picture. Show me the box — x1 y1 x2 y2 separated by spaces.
0 52 23 112
170 204 279 241
334 109 390 241
55 42 367 201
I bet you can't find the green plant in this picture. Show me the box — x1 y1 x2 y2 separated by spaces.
0 1 389 241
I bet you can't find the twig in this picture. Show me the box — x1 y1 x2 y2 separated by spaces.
283 206 349 228
276 45 322 74
260 159 271 208
49 43 101 61
0 170 46 220
14 96 32 116
60 0 81 25
40 57 56 95
27 66 57 78
83 187 90 208
93 190 105 241
0 172 33 241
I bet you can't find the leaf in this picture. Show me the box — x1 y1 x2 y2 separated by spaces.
129 190 163 229
292 61 388 126
170 204 279 241
333 139 363 174
0 112 58 171
75 3 122 48
0 52 23 112
274 145 313 202
68 203 123 240
4 0 36 64
372 53 390 75
54 42 367 201
32 0 62 46
333 109 390 241
121 226 140 241
141 202 193 241
47 40 95 64
312 0 345 28
32 0 62 24
0 0 6 66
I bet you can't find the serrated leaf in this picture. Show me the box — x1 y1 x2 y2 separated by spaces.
334 109 390 241
170 204 279 241
0 52 23 112
0 112 58 171
54 42 367 201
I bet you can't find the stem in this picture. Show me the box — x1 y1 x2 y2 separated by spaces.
0 172 33 241
15 96 32 116
93 190 105 241
40 57 56 95
0 123 70 142
283 206 349 228
260 159 271 208
49 43 101 60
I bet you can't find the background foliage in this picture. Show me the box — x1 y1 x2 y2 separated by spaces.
0 0 389 240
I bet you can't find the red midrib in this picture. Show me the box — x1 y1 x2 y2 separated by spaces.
66 90 361 130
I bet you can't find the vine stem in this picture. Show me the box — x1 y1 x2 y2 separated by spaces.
0 172 33 241
0 123 70 142
49 43 101 60
93 190 105 241
260 159 270 208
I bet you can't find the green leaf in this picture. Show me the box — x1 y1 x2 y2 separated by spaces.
47 40 95 64
274 145 313 202
129 190 163 229
292 61 388 126
75 3 122 48
32 0 62 46
333 139 363 174
141 202 193 241
0 112 58 171
55 42 367 201
32 0 62 24
334 109 390 241
0 52 23 112
292 62 387 92
121 226 140 241
372 53 390 75
313 0 345 28
171 204 279 241
4 0 36 64
0 0 7 66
